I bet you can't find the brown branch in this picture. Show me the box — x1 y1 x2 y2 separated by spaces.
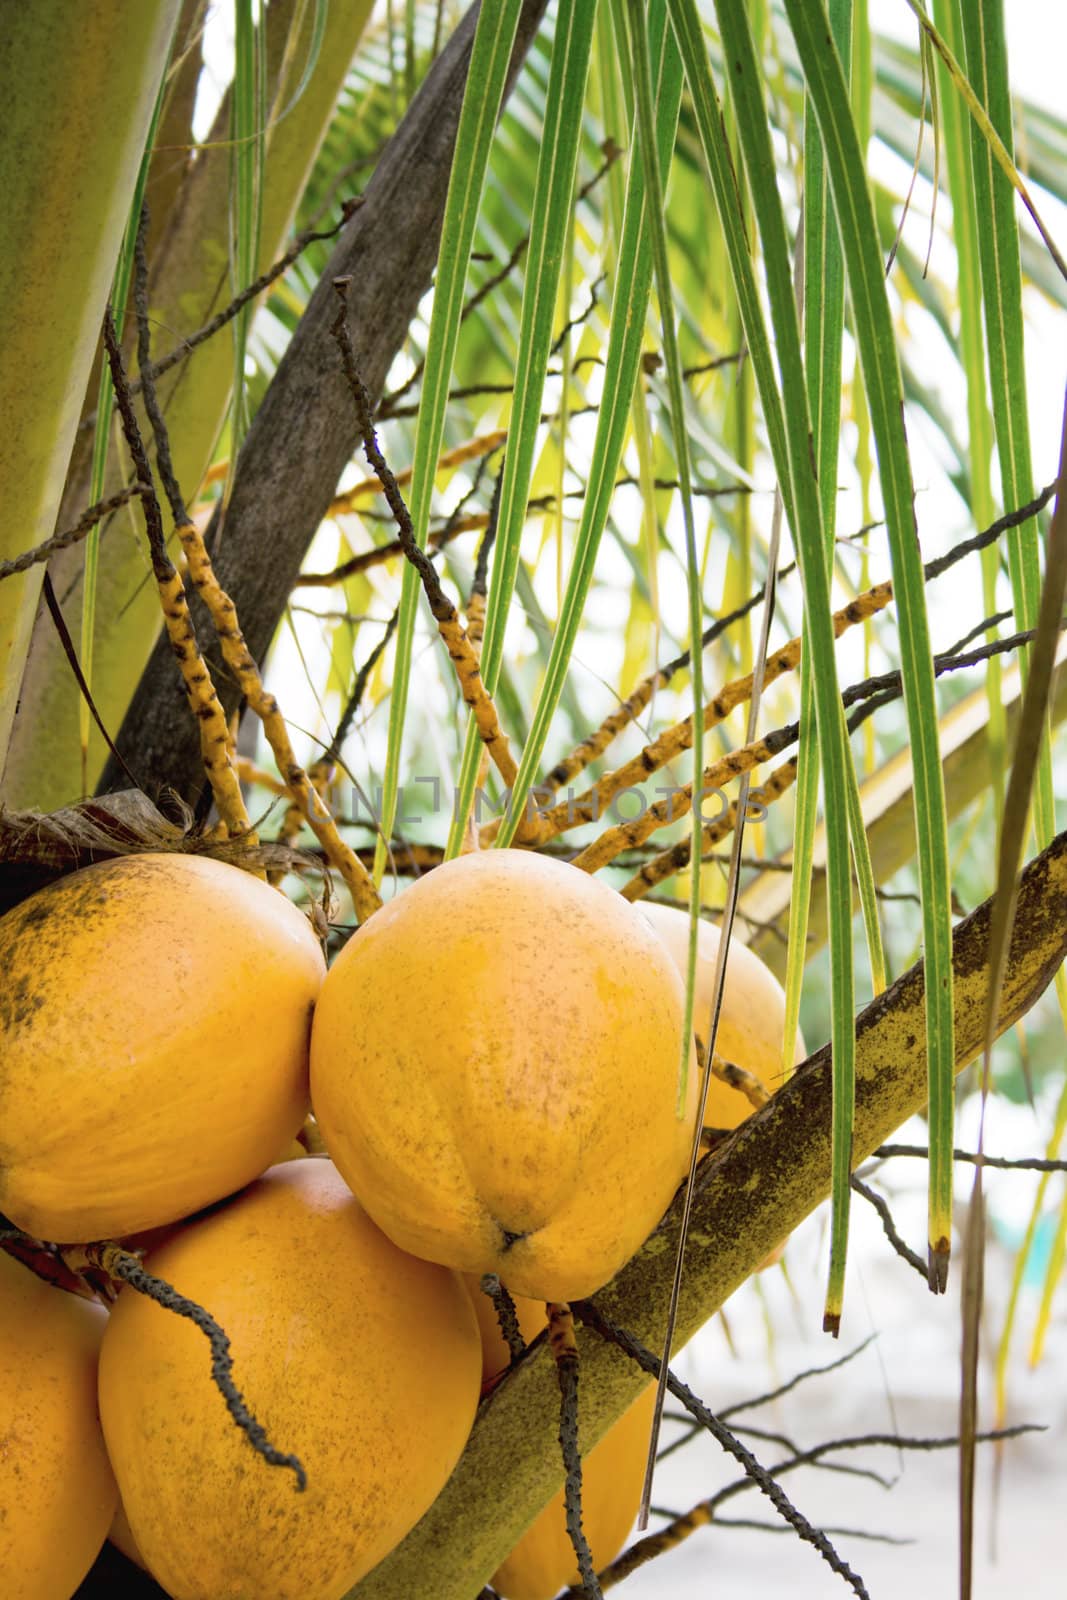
0 484 150 581
297 477 751 589
587 1421 1039 1592
873 1144 1067 1174
550 272 607 360
295 513 478 588
320 425 507 524
84 1242 305 1489
850 1176 928 1280
480 1275 526 1366
549 1303 601 1599
718 1336 878 1423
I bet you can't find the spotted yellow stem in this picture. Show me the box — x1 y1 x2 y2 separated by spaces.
175 521 381 923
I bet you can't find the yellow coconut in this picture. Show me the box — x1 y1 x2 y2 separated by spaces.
311 850 698 1301
107 1144 328 1574
637 901 805 1271
98 1158 482 1600
468 1281 654 1600
636 900 806 1128
0 852 325 1242
0 1249 118 1598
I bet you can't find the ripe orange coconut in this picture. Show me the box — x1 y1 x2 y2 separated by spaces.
636 901 804 1271
98 1158 482 1600
0 852 325 1242
0 1249 118 1597
635 900 806 1128
468 1282 654 1600
311 850 698 1301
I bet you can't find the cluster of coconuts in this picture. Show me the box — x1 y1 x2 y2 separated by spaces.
0 846 797 1600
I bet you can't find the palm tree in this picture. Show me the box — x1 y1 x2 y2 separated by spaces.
2 4 1065 1597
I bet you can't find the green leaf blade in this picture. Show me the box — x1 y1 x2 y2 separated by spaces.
783 0 955 1287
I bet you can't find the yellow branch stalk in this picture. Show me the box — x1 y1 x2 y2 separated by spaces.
154 567 254 841
176 523 381 922
571 733 791 876
621 755 800 900
497 582 892 850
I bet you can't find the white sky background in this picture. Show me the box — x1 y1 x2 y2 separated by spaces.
188 9 1067 1595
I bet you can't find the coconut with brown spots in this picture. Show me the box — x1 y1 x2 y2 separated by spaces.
0 852 325 1242
98 1158 481 1600
310 849 698 1301
0 1249 117 1597
636 900 807 1271
635 899 806 1129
